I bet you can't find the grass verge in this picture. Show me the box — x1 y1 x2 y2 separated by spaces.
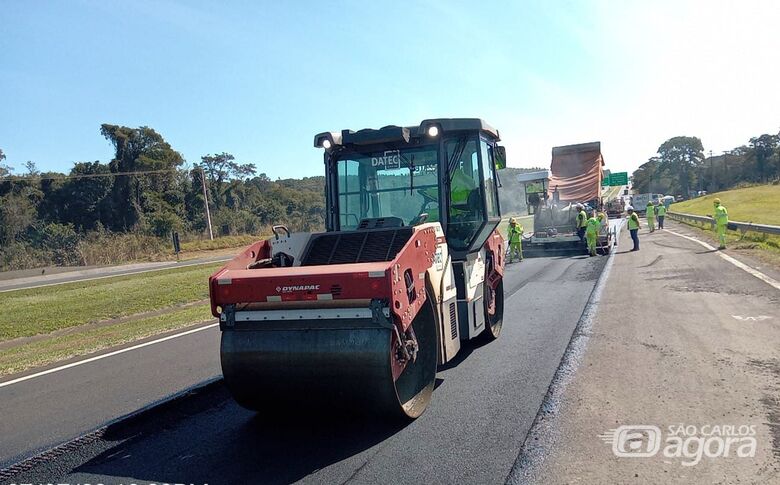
0 262 223 341
179 234 260 253
669 217 780 269
669 184 780 265
670 184 780 225
0 304 213 377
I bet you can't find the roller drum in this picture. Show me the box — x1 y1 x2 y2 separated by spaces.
220 298 437 419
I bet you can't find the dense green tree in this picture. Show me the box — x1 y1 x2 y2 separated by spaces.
748 134 779 183
100 124 184 230
59 162 113 231
656 136 704 196
197 152 256 209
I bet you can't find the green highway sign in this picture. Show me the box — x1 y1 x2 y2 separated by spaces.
602 174 610 186
609 172 628 186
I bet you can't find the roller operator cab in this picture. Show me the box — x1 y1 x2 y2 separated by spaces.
210 119 507 419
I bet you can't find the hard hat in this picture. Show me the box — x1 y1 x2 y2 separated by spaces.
626 205 634 211
714 198 721 204
509 217 517 224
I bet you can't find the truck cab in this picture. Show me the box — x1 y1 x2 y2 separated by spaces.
316 118 503 261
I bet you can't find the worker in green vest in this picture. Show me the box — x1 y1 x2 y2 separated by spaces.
585 211 600 256
713 198 729 249
646 201 655 232
507 217 524 262
627 205 640 251
576 204 588 243
656 202 667 229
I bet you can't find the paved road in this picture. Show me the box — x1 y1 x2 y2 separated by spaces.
0 254 231 293
2 253 608 484
0 323 221 469
533 220 780 482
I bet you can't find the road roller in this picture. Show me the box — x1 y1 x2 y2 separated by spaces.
209 118 506 419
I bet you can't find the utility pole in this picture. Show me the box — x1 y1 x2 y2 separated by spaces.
709 150 714 191
200 167 214 240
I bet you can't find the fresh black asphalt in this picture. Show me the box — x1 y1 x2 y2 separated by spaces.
2 253 608 484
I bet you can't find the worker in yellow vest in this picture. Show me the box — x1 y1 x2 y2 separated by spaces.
713 198 729 249
656 203 667 229
585 211 601 256
576 204 588 243
627 205 640 251
646 201 655 232
507 217 524 262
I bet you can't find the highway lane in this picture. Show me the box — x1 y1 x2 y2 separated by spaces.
0 324 221 468
4 252 608 484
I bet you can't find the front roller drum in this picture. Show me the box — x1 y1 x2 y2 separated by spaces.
220 296 438 419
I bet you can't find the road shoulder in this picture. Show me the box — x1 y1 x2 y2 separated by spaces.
536 223 780 483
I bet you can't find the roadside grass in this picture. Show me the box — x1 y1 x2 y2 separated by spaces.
0 304 213 377
669 184 780 266
670 184 780 225
179 234 261 253
0 262 223 341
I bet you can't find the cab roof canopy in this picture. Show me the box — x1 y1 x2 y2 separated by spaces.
314 118 499 149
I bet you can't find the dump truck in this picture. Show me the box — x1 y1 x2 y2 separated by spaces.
523 142 606 256
209 119 506 419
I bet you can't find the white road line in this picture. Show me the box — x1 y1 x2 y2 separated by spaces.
0 258 231 294
666 229 780 291
0 322 219 389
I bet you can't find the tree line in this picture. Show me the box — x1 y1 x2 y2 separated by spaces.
0 125 325 269
631 129 780 196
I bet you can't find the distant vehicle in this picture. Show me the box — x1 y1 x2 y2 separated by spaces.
523 142 611 256
605 197 625 217
675 195 684 202
630 193 664 213
661 195 675 208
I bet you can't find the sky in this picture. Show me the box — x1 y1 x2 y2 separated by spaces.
1 0 779 179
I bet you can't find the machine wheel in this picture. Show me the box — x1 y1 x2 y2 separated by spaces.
391 285 439 419
482 277 504 340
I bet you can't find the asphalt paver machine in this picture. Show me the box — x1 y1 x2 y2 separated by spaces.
209 119 507 419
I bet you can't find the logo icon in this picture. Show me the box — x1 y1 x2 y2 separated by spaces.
599 425 662 457
276 284 321 293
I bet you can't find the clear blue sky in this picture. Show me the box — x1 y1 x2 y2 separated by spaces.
2 0 779 179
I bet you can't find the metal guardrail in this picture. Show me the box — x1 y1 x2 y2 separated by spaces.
668 211 780 236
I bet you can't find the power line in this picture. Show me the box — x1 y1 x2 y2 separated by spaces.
0 168 182 183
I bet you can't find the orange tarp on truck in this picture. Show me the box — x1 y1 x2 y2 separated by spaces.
548 142 605 203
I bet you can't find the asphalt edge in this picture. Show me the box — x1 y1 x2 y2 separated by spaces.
505 233 618 485
0 376 224 481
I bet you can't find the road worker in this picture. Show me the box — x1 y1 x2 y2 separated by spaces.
656 202 667 229
576 204 588 243
507 217 524 262
713 198 729 249
646 201 656 232
627 205 640 251
597 210 608 229
585 211 600 256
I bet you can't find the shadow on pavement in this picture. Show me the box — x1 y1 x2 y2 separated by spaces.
65 382 408 485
